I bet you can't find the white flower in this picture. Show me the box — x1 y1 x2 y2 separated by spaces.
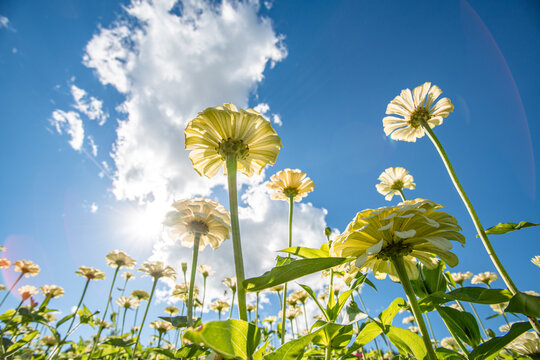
376 167 416 201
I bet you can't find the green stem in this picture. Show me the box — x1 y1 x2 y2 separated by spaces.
229 290 236 319
391 256 437 360
120 307 127 336
89 266 120 357
133 279 157 358
424 312 438 345
225 154 247 321
281 196 295 344
289 318 295 338
0 273 23 308
302 302 309 332
436 306 470 355
133 306 139 329
200 276 207 319
325 345 332 360
398 189 406 202
276 290 282 309
187 233 201 327
255 292 260 326
157 332 162 348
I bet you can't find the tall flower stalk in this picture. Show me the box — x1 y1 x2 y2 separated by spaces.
187 233 201 326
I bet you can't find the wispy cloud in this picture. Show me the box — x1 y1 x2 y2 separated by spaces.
71 85 108 125
50 110 84 151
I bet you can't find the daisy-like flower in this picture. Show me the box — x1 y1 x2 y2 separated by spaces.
150 320 173 333
106 250 136 269
185 103 283 178
266 169 315 202
172 283 199 300
223 277 237 292
95 319 112 329
402 316 415 324
490 302 509 314
375 167 416 201
131 290 150 301
269 285 284 293
209 299 230 314
451 271 473 286
441 337 460 351
531 255 540 269
264 315 277 324
43 313 57 322
40 285 65 299
41 336 58 347
246 303 257 312
18 285 39 301
471 272 498 286
197 265 215 278
164 306 179 316
122 272 135 280
506 332 540 356
290 289 309 304
13 260 40 277
116 297 140 309
408 326 420 334
164 198 231 250
139 261 176 281
383 82 454 142
280 307 302 320
76 266 106 281
0 258 10 269
318 292 328 302
332 199 465 281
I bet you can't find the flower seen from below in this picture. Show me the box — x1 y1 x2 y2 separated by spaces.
139 261 176 281
14 260 40 277
105 250 136 269
402 316 415 324
172 283 199 300
185 103 282 178
18 285 39 301
506 332 540 356
122 272 135 280
150 320 174 333
471 272 498 286
441 337 460 351
76 266 106 281
451 271 473 286
131 290 150 301
164 306 179 315
209 299 230 314
383 82 454 142
376 167 416 201
116 297 139 309
164 198 231 250
197 265 215 278
0 258 10 269
332 199 465 281
40 285 65 298
266 168 315 202
531 256 540 269
223 277 237 292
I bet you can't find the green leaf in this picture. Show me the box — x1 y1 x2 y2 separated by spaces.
411 261 448 298
159 315 195 328
175 343 206 359
312 322 353 349
183 320 260 360
279 246 329 259
253 339 270 360
354 321 383 347
243 257 350 292
102 336 134 347
386 326 427 360
298 284 328 321
435 348 468 360
469 322 532 360
484 221 540 235
275 256 293 267
264 324 327 360
447 287 512 305
5 330 39 355
379 298 406 327
437 306 482 348
504 292 540 318
328 289 355 321
56 313 75 328
341 302 368 326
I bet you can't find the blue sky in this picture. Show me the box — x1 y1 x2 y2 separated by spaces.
0 0 539 346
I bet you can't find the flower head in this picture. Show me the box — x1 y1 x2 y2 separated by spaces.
40 285 65 299
268 285 284 293
383 82 454 142
263 315 277 324
506 332 540 356
121 272 135 281
164 198 231 250
209 299 230 314
280 307 302 320
223 277 237 292
441 337 460 351
197 265 215 278
18 285 39 301
116 297 140 309
0 258 10 269
451 271 473 286
246 303 257 312
105 250 136 269
172 283 199 300
290 289 309 304
402 316 415 324
131 290 150 301
185 103 283 178
408 326 420 334
164 306 179 315
266 169 315 202
376 167 416 201
41 336 57 347
139 261 176 281
531 256 540 269
471 272 498 286
332 199 465 281
150 320 174 333
13 260 40 277
76 266 106 281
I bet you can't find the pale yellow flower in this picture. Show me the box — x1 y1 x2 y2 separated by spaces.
116 297 139 309
246 303 257 312
43 313 57 322
185 103 283 178
441 337 459 351
209 299 230 314
280 307 302 320
197 265 215 278
164 306 179 315
13 260 40 277
76 266 106 281
223 277 237 292
263 315 277 324
268 285 284 293
376 167 416 201
266 168 315 202
318 292 328 303
0 284 6 291
531 255 540 268
408 326 420 334
402 316 415 324
40 285 65 299
131 290 150 301
139 261 176 281
490 302 509 314
471 272 498 286
40 336 58 347
150 320 173 333
18 285 39 301
290 289 309 304
164 198 231 250
0 258 10 269
383 82 454 142
451 271 473 286
121 272 135 280
506 332 540 356
332 199 465 281
95 318 112 329
105 250 136 269
172 283 199 300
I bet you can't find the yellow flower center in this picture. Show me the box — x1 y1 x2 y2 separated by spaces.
390 180 404 191
187 220 209 234
409 107 431 128
376 241 413 260
283 187 299 198
217 138 249 160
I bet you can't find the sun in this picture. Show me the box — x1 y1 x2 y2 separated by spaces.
117 199 169 247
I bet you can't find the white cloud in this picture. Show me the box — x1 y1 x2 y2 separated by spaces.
254 102 282 126
272 114 282 126
71 85 108 125
50 110 84 151
253 103 270 115
90 202 99 213
88 135 98 156
0 15 9 29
